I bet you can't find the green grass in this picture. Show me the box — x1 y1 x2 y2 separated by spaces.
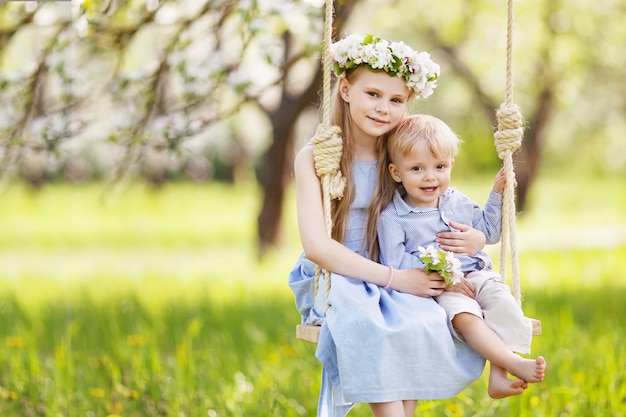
0 175 625 417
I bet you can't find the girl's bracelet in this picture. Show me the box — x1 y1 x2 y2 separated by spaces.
384 266 394 289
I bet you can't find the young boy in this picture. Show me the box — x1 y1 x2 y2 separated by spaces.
377 114 546 398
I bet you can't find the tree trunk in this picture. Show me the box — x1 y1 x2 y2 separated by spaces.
256 101 297 256
513 0 558 213
435 35 555 214
256 0 359 256
514 84 553 212
257 62 323 255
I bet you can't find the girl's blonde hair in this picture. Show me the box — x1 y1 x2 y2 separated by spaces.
365 114 461 261
329 67 416 254
326 67 361 244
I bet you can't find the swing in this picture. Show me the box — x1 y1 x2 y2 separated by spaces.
296 0 541 344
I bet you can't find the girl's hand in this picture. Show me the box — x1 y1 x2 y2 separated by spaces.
393 268 447 298
444 277 476 299
436 221 486 256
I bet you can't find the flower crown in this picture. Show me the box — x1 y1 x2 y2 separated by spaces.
330 33 440 99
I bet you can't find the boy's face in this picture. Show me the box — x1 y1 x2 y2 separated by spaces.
388 141 454 208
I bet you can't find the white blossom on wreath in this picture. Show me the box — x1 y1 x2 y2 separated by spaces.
330 33 440 99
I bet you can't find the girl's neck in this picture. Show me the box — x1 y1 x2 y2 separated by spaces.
352 134 378 162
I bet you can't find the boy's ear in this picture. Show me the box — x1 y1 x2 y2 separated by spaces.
339 78 350 102
450 159 455 168
388 163 402 183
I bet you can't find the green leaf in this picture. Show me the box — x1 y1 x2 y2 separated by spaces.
390 55 402 72
362 33 374 45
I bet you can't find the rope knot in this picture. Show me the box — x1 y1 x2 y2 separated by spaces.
311 124 346 200
494 103 524 160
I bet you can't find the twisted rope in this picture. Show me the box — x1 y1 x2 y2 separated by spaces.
494 0 523 306
311 0 345 307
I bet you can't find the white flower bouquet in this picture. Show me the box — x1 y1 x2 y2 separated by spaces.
417 245 463 286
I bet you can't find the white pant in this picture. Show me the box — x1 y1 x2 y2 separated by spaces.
435 270 533 354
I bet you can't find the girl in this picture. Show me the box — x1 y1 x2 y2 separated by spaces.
289 34 486 417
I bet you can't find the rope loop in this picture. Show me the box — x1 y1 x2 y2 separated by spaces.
494 103 524 160
494 102 523 306
312 124 346 200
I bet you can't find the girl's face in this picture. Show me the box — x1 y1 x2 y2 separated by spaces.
388 141 454 208
339 70 410 142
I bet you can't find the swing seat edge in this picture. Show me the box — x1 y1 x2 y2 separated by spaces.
531 318 541 335
295 324 321 344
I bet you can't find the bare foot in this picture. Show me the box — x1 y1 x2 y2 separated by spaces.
488 365 528 399
509 356 546 383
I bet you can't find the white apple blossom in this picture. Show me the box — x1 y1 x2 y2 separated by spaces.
418 245 463 286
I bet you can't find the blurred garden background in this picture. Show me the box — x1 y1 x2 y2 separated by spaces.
0 1 625 416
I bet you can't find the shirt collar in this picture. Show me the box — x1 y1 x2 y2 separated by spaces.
392 187 456 215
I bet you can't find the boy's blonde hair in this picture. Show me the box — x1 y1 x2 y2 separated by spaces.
387 114 460 164
365 114 461 261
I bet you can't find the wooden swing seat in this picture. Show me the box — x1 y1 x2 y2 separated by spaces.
296 318 541 344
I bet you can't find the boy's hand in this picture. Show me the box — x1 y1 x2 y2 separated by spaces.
492 167 517 194
436 222 486 256
444 277 476 299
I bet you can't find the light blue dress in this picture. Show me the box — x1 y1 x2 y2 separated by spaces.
288 161 485 416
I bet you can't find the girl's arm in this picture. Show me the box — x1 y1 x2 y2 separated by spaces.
294 145 446 298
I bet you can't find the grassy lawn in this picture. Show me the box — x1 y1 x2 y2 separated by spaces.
0 174 625 416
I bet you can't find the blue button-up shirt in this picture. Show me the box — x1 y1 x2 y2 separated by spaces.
377 187 503 273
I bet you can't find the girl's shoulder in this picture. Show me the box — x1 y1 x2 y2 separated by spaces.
293 143 316 179
294 143 314 163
